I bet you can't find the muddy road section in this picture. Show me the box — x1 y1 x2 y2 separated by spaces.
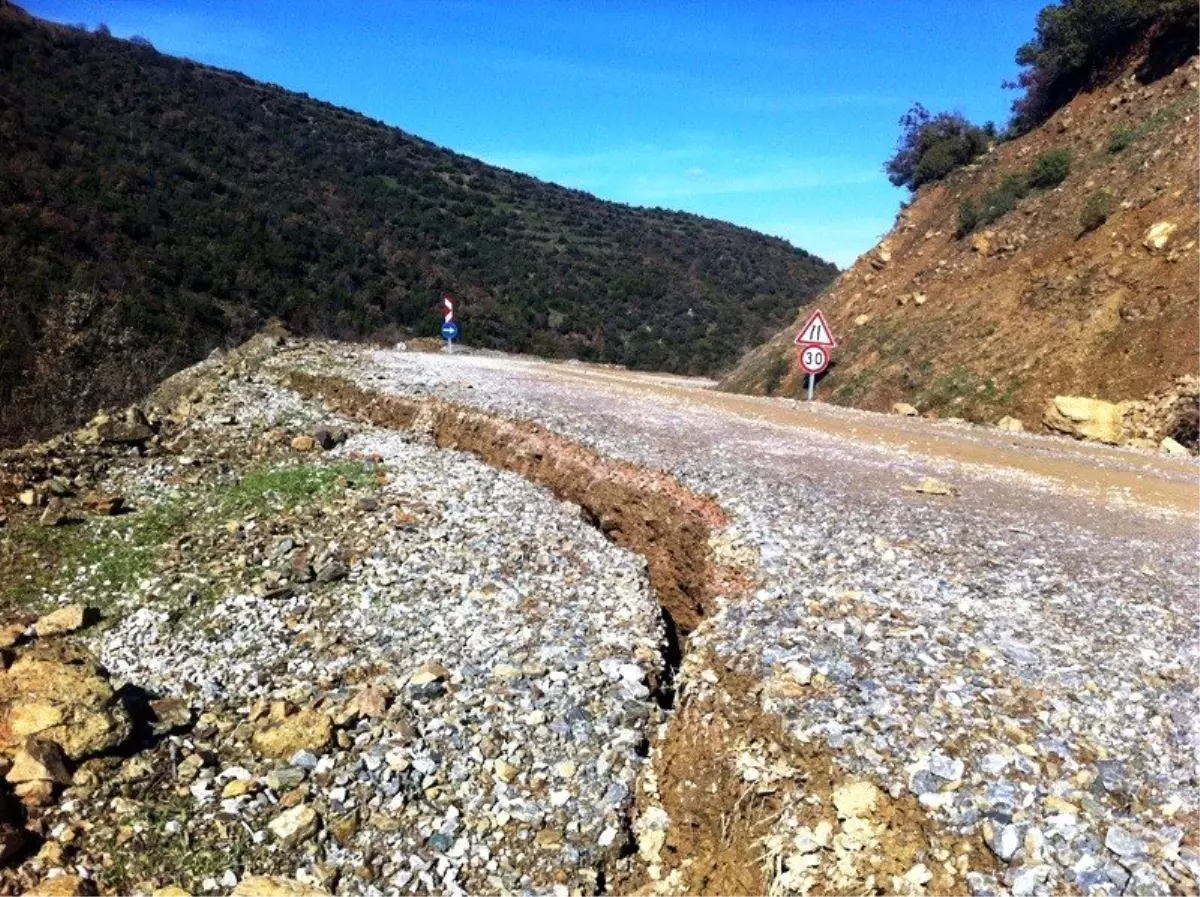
288 344 1197 897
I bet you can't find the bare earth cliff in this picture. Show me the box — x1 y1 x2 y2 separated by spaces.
721 53 1198 447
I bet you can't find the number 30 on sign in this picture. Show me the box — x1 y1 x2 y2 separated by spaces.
798 344 828 375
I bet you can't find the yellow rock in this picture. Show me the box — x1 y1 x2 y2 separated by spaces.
231 877 327 897
1143 221 1177 251
6 739 71 785
1043 396 1124 444
23 874 97 896
0 656 130 759
152 888 192 897
34 605 93 638
222 778 254 798
250 709 332 758
832 780 881 820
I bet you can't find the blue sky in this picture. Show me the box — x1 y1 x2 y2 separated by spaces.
28 0 1046 267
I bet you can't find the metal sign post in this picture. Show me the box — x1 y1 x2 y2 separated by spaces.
794 310 837 402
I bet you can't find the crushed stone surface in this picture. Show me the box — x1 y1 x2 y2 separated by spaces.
297 343 1199 897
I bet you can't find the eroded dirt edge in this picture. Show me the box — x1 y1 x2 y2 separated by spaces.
285 370 987 896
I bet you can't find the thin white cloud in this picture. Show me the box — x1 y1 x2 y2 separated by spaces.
477 142 883 202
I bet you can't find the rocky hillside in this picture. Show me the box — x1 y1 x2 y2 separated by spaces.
721 50 1198 445
0 2 836 448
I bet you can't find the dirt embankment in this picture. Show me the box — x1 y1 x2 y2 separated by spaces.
722 52 1199 434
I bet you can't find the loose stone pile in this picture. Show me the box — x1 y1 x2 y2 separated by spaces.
0 340 663 895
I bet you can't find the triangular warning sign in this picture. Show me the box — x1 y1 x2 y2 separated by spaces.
794 309 837 348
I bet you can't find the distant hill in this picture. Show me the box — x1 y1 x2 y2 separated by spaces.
722 36 1197 438
0 2 836 446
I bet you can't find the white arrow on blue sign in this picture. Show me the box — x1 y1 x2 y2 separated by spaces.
441 321 459 340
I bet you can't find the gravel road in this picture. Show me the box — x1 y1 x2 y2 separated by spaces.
300 344 1198 897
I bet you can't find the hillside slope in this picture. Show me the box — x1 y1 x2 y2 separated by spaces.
0 2 836 446
721 52 1198 437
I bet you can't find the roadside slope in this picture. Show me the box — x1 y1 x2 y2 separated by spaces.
721 52 1198 438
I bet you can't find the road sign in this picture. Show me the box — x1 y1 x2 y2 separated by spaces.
441 296 456 351
794 309 837 348
798 344 828 375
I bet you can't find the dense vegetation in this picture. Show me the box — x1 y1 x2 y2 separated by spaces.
886 0 1196 193
1008 0 1198 132
0 4 836 445
884 104 994 192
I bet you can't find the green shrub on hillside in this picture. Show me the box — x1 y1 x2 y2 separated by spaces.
886 103 993 191
956 198 980 237
1008 0 1198 132
981 175 1032 223
1079 189 1115 233
954 143 1086 239
1107 126 1137 153
1027 148 1072 188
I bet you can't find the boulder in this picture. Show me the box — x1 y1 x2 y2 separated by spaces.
996 416 1025 433
892 403 919 417
1161 436 1190 456
6 739 72 785
1143 221 1177 251
23 874 98 896
80 493 124 516
1043 396 1125 444
853 314 871 327
267 803 320 844
34 606 96 638
0 655 131 759
290 435 317 452
231 877 328 897
250 709 332 758
94 408 154 445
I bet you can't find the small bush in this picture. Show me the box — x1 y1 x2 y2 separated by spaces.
886 103 992 191
1027 148 1071 188
957 197 980 237
1107 126 1136 153
1079 189 1115 233
980 174 1031 224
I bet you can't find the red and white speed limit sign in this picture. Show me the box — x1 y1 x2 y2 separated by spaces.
798 344 829 375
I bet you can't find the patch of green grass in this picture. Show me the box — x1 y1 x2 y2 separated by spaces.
217 461 370 514
1106 98 1192 155
1108 126 1137 153
0 460 373 616
96 791 265 895
759 350 791 395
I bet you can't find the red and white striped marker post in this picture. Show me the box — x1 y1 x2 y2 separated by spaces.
442 296 454 353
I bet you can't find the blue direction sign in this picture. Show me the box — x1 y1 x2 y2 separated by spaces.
441 321 459 340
